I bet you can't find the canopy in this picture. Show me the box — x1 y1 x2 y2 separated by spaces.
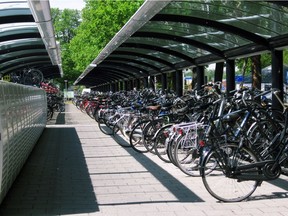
74 0 288 88
0 0 62 80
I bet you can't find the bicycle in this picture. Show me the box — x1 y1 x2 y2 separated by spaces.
10 68 43 87
200 88 287 202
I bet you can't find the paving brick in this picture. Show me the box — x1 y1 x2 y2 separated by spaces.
0 104 288 216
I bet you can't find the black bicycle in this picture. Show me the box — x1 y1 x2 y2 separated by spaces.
200 88 287 202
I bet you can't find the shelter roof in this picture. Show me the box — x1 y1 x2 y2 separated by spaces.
74 0 288 88
0 0 62 80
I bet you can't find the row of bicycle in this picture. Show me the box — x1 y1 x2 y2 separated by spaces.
74 84 288 202
40 81 65 121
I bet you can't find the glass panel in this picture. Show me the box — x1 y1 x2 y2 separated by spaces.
0 0 28 10
110 54 167 68
1 49 48 61
0 38 44 50
126 62 156 73
118 47 184 64
142 21 249 50
128 37 210 59
1 56 49 68
0 8 31 16
106 59 156 73
1 23 38 36
161 1 288 38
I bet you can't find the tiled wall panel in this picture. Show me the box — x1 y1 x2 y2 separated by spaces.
0 81 46 203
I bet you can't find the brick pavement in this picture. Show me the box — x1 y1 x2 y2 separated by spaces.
0 104 288 216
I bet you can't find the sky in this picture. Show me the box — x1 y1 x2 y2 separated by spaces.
49 0 86 10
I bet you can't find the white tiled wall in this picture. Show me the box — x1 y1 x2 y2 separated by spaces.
0 81 47 203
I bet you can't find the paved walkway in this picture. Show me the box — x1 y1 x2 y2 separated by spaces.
0 104 288 216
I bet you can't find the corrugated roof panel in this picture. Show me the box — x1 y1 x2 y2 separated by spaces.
0 0 62 79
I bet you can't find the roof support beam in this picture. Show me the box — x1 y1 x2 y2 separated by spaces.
112 51 174 68
95 69 130 80
99 62 149 77
133 31 225 58
96 65 137 78
106 57 160 72
121 42 195 64
151 14 270 49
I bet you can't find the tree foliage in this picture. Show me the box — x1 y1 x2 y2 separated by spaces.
52 8 81 44
236 51 288 76
51 8 82 85
51 0 288 89
69 0 144 72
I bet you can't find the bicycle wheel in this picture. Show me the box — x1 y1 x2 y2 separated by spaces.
129 120 150 153
174 134 201 176
112 123 130 147
23 69 43 86
166 133 181 166
201 143 260 202
93 107 101 122
86 105 95 119
142 119 165 154
154 124 173 163
247 119 280 157
98 117 114 135
47 105 54 121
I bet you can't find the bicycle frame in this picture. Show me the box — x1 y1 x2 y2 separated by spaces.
201 89 288 182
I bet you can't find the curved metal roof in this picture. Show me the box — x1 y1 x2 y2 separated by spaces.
74 0 288 88
0 0 62 80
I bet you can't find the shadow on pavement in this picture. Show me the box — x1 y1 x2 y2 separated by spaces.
55 112 65 124
107 134 204 203
0 127 98 215
127 149 204 203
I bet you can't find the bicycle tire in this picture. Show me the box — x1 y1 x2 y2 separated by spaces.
129 120 150 153
93 108 101 122
142 119 164 154
154 124 174 163
112 123 131 147
166 134 181 166
47 106 54 121
98 117 114 135
86 105 95 119
174 134 201 176
23 69 43 86
201 143 260 202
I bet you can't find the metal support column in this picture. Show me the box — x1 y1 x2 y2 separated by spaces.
143 77 148 88
130 80 134 90
214 62 224 83
197 66 205 90
111 83 116 92
135 79 140 90
149 76 155 91
226 59 235 96
124 80 129 91
175 70 183 96
271 50 283 111
171 72 177 92
119 81 124 91
161 73 167 91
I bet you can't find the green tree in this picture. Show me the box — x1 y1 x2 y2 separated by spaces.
69 0 144 72
52 8 81 44
51 8 82 87
236 53 275 75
